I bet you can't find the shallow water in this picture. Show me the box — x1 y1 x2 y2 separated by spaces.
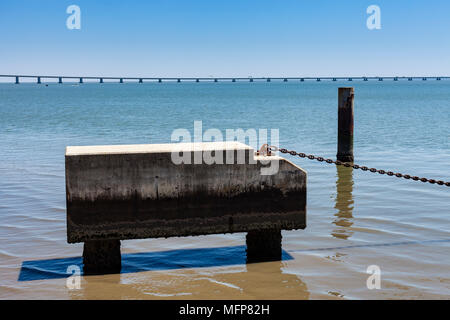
0 81 449 299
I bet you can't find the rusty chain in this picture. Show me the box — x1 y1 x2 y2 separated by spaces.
263 145 449 187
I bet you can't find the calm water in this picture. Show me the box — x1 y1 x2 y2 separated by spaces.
0 81 449 299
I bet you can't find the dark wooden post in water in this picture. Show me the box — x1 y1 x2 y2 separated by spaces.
83 240 121 274
337 87 354 162
246 229 282 263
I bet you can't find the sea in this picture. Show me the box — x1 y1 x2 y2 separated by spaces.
0 80 449 299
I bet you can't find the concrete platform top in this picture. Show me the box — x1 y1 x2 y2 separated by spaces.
66 141 252 156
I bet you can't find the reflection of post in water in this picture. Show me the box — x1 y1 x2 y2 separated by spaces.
69 272 123 300
241 261 309 299
69 258 309 299
332 165 354 240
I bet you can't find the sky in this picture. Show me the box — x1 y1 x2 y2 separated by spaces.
0 0 450 77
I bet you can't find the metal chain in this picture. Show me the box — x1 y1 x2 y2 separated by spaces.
266 145 450 187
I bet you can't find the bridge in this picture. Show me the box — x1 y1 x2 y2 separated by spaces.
1 74 449 84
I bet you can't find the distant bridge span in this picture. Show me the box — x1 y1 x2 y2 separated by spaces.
0 74 449 84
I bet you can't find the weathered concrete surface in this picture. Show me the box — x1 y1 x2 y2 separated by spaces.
65 142 307 244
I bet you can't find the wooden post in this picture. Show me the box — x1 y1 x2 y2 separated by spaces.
337 87 354 162
83 240 121 275
246 229 282 263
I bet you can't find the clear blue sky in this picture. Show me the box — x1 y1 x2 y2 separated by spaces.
1 0 449 77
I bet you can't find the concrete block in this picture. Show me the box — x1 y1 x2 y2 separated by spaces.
66 142 306 243
65 142 306 271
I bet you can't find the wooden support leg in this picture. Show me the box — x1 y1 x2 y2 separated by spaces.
246 229 282 263
83 240 121 275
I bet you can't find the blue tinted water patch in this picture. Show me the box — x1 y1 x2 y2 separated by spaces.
18 256 83 282
18 245 294 281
